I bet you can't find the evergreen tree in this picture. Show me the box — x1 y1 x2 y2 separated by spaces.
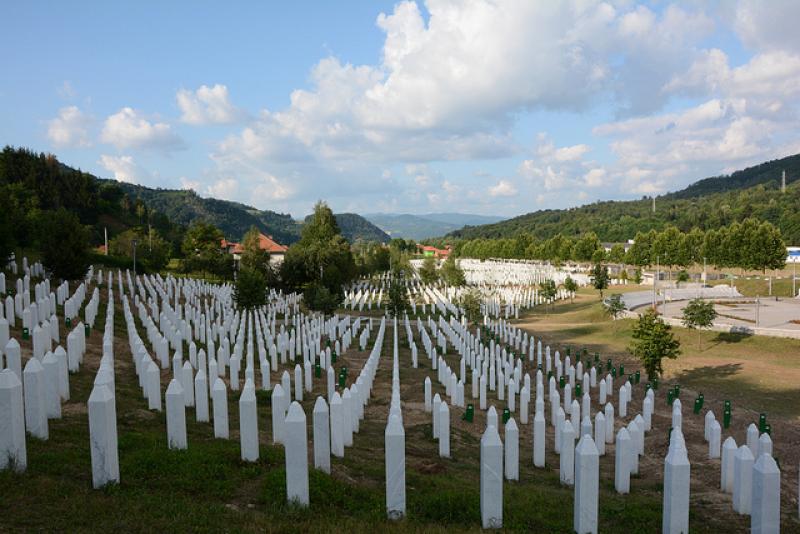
234 268 267 309
563 275 578 303
37 208 91 281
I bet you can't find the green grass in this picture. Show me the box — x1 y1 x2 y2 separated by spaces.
3 286 797 533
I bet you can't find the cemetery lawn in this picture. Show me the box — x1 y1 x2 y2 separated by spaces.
515 287 800 530
1 286 797 533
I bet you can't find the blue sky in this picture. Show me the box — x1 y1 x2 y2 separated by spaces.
2 0 800 218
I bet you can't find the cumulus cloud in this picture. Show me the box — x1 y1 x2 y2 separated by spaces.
98 154 149 184
47 106 92 148
100 107 184 151
206 178 239 200
488 179 517 197
177 84 243 125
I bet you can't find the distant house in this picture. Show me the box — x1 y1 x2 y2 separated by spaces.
221 233 288 266
417 244 452 259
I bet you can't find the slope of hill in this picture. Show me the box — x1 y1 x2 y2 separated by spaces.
365 212 503 240
447 153 800 244
111 182 389 244
330 213 390 243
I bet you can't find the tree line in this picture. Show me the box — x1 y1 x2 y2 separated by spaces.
454 218 786 272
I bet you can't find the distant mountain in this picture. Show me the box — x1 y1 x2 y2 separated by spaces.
447 153 800 244
364 212 504 240
418 213 505 227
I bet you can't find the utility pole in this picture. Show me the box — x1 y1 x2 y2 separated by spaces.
755 295 760 327
782 170 786 193
104 227 108 256
652 196 656 213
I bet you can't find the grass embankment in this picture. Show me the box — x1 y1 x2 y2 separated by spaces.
517 288 800 419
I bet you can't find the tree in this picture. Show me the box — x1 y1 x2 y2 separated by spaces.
573 232 601 263
608 244 626 264
563 275 578 303
458 288 483 324
386 272 409 318
37 208 91 281
676 269 690 287
418 256 438 284
590 263 609 299
539 279 557 312
682 298 717 329
632 268 643 284
240 226 270 272
234 268 267 309
109 227 171 271
440 255 466 286
181 221 232 279
280 201 357 312
629 308 681 381
603 294 625 319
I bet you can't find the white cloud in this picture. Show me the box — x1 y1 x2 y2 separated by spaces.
177 84 243 125
100 107 183 151
583 168 606 187
488 179 517 197
179 176 200 191
733 0 800 54
98 154 148 184
47 106 92 148
206 178 238 200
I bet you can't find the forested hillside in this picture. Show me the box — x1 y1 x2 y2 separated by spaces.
448 153 800 245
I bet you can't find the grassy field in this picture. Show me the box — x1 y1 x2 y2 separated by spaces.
2 282 799 532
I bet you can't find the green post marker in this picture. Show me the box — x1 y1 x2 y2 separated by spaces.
758 413 767 433
674 384 680 398
338 372 346 389
645 383 651 393
575 384 582 398
619 364 625 376
559 376 566 390
464 404 474 423
606 359 612 371
315 363 321 378
547 370 553 381
635 371 640 384
698 393 704 409
331 351 337 364
85 324 90 337
65 317 71 328
693 398 701 414
22 327 29 340
566 347 571 357
764 423 771 436
611 367 617 378
653 378 659 390
724 400 731 411
628 374 634 386
723 409 731 429
667 390 674 406
502 407 510 424
594 353 599 363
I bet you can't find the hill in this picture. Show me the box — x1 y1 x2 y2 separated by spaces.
329 213 390 244
447 153 800 245
364 212 503 240
104 183 389 245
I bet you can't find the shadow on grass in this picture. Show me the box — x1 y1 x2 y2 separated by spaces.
711 331 753 344
673 363 800 417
